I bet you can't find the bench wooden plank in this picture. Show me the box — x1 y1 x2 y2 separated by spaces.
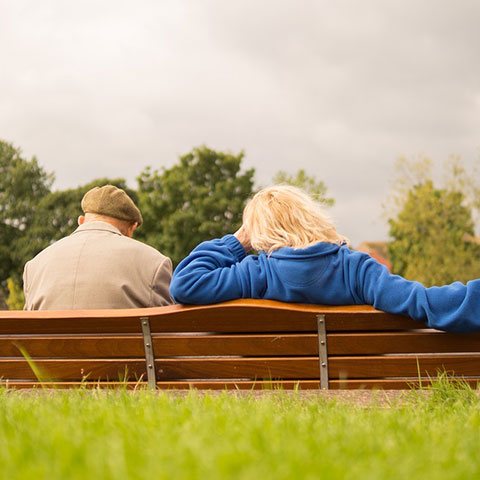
329 355 480 378
0 312 420 335
0 334 319 357
154 378 480 389
0 336 145 358
3 379 479 390
0 300 375 320
0 359 147 380
155 358 319 380
328 332 480 354
0 318 143 335
0 315 316 335
0 380 322 390
3 355 479 382
0 300 418 334
324 314 420 331
4 331 479 358
328 379 480 389
152 334 317 356
0 358 319 380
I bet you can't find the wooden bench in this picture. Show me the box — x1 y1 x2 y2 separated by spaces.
0 299 479 390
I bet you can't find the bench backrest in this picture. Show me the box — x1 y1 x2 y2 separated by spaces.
0 299 479 389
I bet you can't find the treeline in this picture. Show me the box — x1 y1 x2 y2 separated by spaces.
1 139 479 309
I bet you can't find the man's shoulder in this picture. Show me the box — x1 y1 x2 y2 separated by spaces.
25 230 169 269
27 234 75 262
74 227 169 262
121 236 169 259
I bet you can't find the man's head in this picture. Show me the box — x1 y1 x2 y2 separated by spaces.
78 185 143 237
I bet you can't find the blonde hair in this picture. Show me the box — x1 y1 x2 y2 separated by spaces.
243 185 348 253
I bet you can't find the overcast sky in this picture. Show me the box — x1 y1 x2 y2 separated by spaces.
1 0 479 245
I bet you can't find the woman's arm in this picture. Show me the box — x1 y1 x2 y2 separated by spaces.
170 234 267 304
348 251 480 332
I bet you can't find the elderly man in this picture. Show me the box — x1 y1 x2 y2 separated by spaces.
23 185 172 310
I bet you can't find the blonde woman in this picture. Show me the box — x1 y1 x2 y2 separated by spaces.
170 185 480 332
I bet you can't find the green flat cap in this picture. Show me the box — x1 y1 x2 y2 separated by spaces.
81 185 143 226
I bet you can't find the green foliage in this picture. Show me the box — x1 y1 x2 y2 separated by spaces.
273 168 335 206
0 140 54 230
0 283 7 310
5 277 24 310
0 141 53 298
137 146 255 265
387 157 480 285
0 388 479 479
0 223 16 287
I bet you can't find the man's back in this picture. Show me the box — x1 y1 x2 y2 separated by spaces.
23 221 172 310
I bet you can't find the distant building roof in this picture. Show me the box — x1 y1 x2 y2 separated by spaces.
356 241 392 271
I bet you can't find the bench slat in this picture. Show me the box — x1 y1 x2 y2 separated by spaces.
0 358 319 380
0 380 322 390
324 314 420 331
0 334 319 357
328 332 480 354
0 336 145 358
3 332 479 358
0 359 147 380
329 354 480 378
2 352 479 380
2 378 479 390
0 318 142 335
0 314 429 335
328 379 480 389
0 301 421 334
155 358 319 380
0 316 317 335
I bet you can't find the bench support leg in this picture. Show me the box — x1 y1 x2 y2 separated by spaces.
140 317 157 390
317 314 329 390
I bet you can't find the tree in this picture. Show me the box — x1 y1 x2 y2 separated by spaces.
137 146 255 265
0 140 53 294
387 157 480 286
0 141 53 231
273 169 335 206
0 223 16 287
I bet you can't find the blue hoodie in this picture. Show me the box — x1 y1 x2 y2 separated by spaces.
170 234 480 332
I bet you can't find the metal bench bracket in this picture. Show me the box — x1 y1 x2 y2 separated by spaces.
140 317 157 390
317 314 329 390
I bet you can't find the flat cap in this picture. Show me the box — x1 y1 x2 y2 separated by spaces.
81 185 143 226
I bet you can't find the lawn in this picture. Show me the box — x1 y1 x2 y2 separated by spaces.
0 380 479 480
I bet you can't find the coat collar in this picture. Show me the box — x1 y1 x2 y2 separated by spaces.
72 221 123 236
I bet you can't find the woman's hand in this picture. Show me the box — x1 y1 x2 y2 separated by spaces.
234 225 252 252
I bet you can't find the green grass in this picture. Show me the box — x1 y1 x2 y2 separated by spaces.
0 380 479 479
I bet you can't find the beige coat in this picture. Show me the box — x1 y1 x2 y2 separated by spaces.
23 221 173 310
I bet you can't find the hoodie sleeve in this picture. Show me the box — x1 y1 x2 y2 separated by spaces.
346 250 480 332
170 235 267 304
